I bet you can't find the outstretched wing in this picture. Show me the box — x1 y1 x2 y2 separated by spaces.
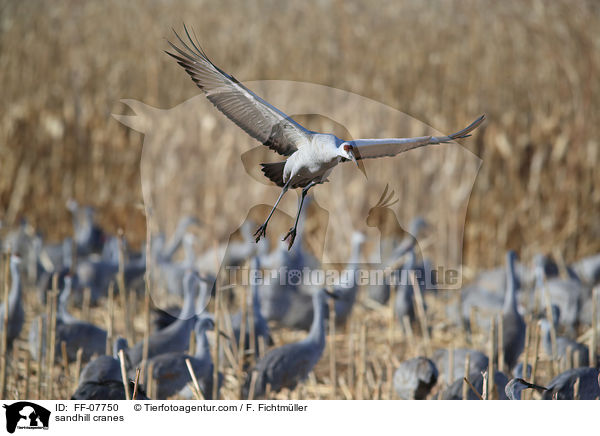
347 115 485 160
166 25 313 156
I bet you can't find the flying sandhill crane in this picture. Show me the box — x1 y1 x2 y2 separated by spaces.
166 26 485 249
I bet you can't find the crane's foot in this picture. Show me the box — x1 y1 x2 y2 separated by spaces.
254 224 268 243
282 227 297 250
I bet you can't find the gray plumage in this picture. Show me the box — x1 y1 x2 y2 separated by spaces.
55 276 107 362
505 378 548 400
125 270 202 368
366 282 391 306
155 233 197 296
142 317 217 399
73 258 117 304
570 252 600 286
231 257 273 355
166 26 484 249
395 248 418 326
79 337 128 384
29 276 106 363
279 290 315 331
393 357 438 400
542 368 600 400
244 289 333 398
66 200 105 256
196 221 259 274
151 305 181 332
74 252 146 304
502 251 525 371
460 284 504 331
459 254 538 331
512 362 532 379
0 255 25 350
258 241 300 323
432 348 489 384
333 232 365 325
440 371 508 400
72 380 149 400
539 319 589 367
0 255 24 351
280 232 364 330
534 254 584 333
367 217 424 305
159 216 198 263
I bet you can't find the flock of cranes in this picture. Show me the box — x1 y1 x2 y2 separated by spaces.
1 197 599 400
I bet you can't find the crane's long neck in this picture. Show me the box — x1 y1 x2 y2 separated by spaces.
57 284 76 323
165 284 197 342
62 239 73 270
251 275 262 317
183 239 196 267
57 296 70 321
539 322 552 354
76 209 94 246
180 283 197 320
305 294 326 349
337 237 363 296
508 385 523 400
8 262 21 312
346 237 363 273
503 256 518 314
194 328 211 361
195 282 209 315
162 220 191 261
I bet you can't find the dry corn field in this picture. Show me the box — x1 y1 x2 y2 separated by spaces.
0 0 599 400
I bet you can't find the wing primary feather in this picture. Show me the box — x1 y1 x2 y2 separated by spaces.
167 25 312 157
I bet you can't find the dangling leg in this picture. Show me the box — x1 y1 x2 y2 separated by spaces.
283 181 317 250
254 180 291 242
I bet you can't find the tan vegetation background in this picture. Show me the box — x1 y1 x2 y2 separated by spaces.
1 0 599 270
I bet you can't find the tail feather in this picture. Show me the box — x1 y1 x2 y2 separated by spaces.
260 161 286 187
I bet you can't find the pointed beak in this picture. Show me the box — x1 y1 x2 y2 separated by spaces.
517 378 548 392
348 150 359 168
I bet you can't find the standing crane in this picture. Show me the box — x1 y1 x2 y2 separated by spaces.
0 255 24 352
125 270 203 368
243 288 336 398
141 316 218 399
502 251 525 371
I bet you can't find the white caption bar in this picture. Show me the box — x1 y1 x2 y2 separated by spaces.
0 400 594 435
